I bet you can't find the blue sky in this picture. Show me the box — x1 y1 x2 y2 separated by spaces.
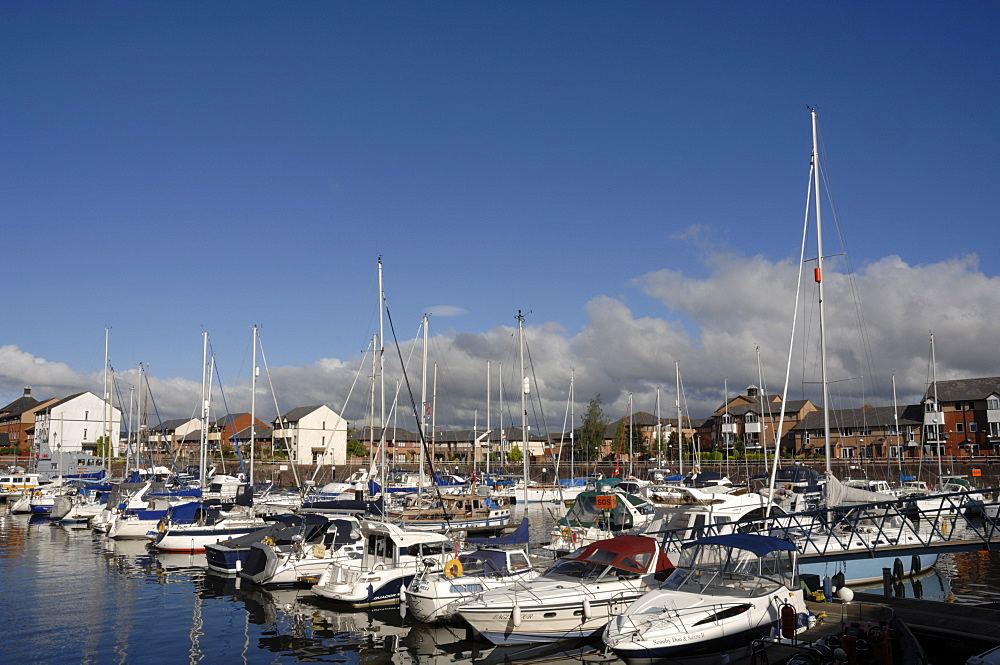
3 2 999 431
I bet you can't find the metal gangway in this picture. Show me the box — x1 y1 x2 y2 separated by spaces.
648 487 1000 563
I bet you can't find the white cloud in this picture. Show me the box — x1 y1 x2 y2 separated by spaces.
3 252 998 435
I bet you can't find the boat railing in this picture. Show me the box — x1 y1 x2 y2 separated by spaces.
646 487 1000 560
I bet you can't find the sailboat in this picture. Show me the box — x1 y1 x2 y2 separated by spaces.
768 110 939 585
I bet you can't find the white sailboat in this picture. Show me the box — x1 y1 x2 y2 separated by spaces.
772 110 939 586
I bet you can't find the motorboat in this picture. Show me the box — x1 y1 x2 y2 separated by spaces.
543 486 655 554
237 515 364 585
457 534 673 645
603 534 809 664
404 519 537 623
151 488 267 553
310 518 457 608
394 490 511 533
204 512 334 575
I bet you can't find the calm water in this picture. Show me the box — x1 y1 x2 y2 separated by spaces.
3 503 1000 665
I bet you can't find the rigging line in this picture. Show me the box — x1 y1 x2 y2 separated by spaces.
523 332 557 479
769 158 814 507
258 335 301 491
817 129 883 403
207 341 247 479
309 339 374 483
383 300 454 523
143 373 183 475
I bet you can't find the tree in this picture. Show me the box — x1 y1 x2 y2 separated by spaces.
578 395 609 461
346 439 368 457
96 435 113 459
612 419 648 459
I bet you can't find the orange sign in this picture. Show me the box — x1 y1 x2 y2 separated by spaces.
972 468 982 477
595 494 618 511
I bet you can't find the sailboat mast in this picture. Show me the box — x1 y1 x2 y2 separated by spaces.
200 331 210 489
676 360 683 476
811 109 833 476
420 314 428 495
931 332 943 479
518 311 529 507
486 360 491 475
250 325 258 485
103 327 111 472
377 257 385 457
627 392 633 478
570 369 576 480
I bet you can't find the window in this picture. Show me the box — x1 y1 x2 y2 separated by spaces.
745 412 758 423
955 403 964 411
858 427 872 436
889 445 902 458
970 422 978 432
988 397 1000 410
83 428 87 439
841 427 854 437
840 447 855 459
990 422 1000 438
85 410 89 420
956 422 965 433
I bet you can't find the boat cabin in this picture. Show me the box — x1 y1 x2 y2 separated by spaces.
663 534 798 598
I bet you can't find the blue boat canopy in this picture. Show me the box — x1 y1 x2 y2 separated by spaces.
466 518 528 546
683 533 797 557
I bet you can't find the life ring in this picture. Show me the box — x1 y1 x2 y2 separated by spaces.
262 536 275 547
785 484 794 491
561 527 572 540
444 559 464 578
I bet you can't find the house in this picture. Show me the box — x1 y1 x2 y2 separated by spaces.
0 387 58 454
793 404 923 459
698 385 818 457
922 377 1000 456
33 391 122 456
272 405 347 466
147 417 201 457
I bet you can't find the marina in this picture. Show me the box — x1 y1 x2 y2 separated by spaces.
4 499 1000 665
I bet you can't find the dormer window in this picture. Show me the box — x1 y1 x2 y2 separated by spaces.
745 412 758 423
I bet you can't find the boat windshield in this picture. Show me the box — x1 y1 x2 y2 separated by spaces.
661 542 794 596
543 546 651 581
561 493 638 530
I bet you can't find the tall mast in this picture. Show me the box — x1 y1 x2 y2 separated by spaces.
627 392 634 479
811 108 833 476
570 368 576 480
654 386 661 465
518 311 529 507
103 327 111 472
676 360 683 476
377 257 385 453
249 325 258 485
420 314 429 495
486 360 491 475
200 331 210 489
931 332 943 479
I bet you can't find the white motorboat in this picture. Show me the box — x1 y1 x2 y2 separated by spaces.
544 485 655 554
404 519 537 623
603 534 809 664
310 518 458 608
236 516 364 585
457 534 674 645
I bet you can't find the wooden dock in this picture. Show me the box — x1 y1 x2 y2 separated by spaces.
722 595 1000 664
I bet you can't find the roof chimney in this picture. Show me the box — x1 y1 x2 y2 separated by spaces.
746 384 758 397
23 386 31 397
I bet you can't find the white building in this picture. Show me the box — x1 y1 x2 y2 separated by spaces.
33 391 123 456
272 405 347 466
